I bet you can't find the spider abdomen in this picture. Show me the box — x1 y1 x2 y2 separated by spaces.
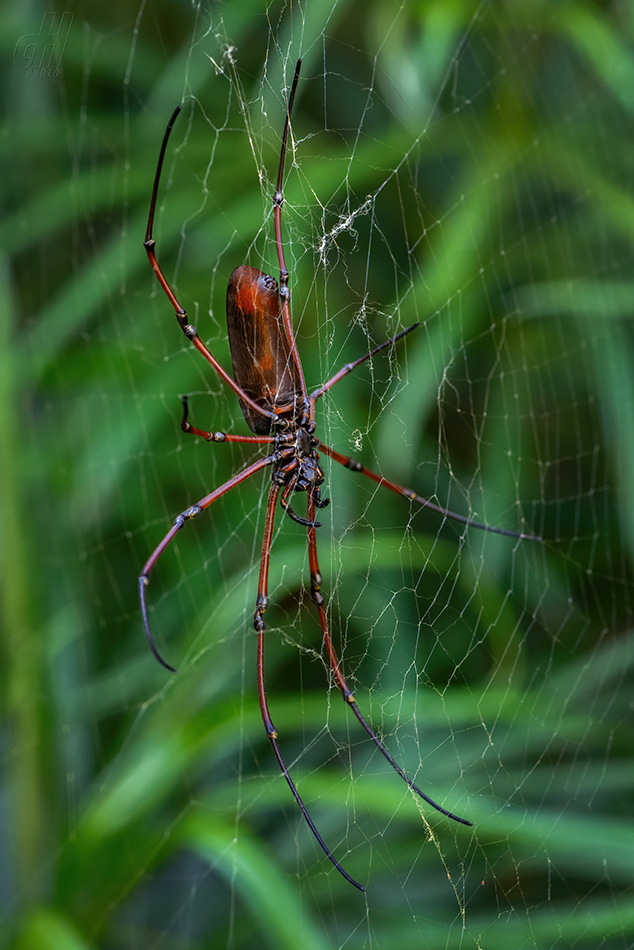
226 265 302 434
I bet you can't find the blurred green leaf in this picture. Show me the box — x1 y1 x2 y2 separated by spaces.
2 1 633 947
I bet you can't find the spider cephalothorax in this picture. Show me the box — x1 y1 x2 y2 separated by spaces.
271 420 329 525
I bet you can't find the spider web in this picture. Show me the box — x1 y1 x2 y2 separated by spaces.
2 0 633 947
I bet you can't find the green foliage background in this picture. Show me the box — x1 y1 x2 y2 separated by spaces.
1 0 633 947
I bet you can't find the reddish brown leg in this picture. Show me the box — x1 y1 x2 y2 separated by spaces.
308 324 539 541
318 443 541 541
253 482 365 891
272 59 307 403
305 489 472 826
308 323 419 402
180 395 274 444
279 479 323 527
144 106 276 430
139 455 274 672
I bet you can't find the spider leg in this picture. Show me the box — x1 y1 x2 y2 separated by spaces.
139 455 274 672
144 106 276 430
254 482 365 891
308 323 419 402
305 489 472 826
180 395 274 444
279 479 322 527
314 486 330 509
318 442 541 541
308 325 539 539
273 59 307 401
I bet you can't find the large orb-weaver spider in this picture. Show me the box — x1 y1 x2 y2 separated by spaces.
139 60 540 890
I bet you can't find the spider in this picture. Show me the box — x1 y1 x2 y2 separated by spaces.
139 60 540 891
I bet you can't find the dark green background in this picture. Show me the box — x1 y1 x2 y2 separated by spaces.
2 0 633 947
